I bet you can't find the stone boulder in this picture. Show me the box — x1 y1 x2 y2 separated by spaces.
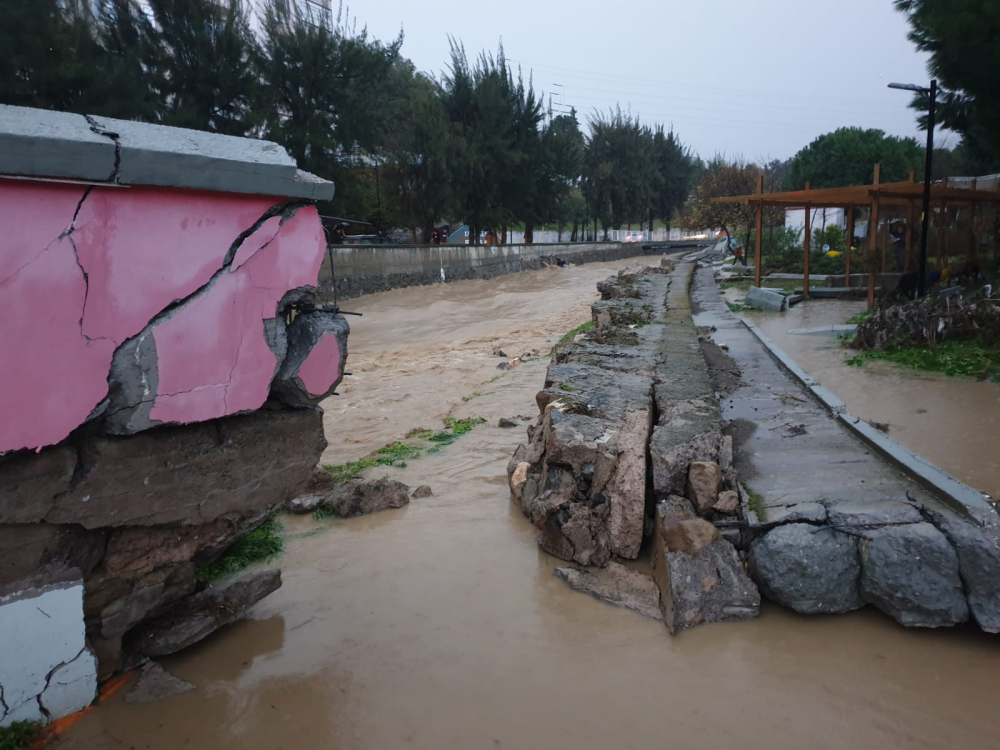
651 498 760 633
749 523 864 614
554 561 662 620
272 311 350 406
322 478 410 518
686 461 723 515
128 569 282 658
859 523 969 627
714 490 740 516
924 507 1000 633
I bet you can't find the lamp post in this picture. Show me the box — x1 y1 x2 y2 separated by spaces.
888 79 937 297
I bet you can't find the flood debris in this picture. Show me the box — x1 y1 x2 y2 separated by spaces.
125 663 196 704
554 562 662 621
412 485 433 498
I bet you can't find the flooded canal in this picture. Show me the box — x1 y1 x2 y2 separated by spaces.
59 258 1000 750
746 300 1000 501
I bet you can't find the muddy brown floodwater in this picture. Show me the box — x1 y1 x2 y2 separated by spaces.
745 300 1000 502
61 257 1000 750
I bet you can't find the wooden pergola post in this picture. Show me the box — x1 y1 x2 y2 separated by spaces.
845 208 855 286
754 175 763 288
968 178 978 268
905 200 915 271
803 182 811 298
868 164 881 309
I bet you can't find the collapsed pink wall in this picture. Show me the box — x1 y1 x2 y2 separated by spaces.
0 180 329 454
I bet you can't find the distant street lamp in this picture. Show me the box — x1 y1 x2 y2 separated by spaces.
888 79 937 297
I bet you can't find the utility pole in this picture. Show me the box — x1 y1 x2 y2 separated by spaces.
889 79 937 297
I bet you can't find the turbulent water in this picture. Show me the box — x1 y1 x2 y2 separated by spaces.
60 257 1000 750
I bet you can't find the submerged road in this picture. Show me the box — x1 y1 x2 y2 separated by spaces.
60 254 1000 750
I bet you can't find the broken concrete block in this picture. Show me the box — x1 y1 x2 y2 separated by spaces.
129 570 282 658
272 311 350 407
323 479 410 518
125 662 196 704
0 104 116 182
554 561 662 620
860 523 969 628
750 523 863 615
744 286 786 312
412 486 433 499
686 461 723 515
651 500 760 633
287 492 328 515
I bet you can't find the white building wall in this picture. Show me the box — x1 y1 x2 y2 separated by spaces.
0 583 98 727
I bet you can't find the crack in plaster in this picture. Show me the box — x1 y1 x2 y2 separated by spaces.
103 202 307 426
84 116 121 183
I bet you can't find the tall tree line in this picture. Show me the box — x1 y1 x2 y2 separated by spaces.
0 0 699 242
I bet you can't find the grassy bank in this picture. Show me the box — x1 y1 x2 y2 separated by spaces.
847 339 1000 381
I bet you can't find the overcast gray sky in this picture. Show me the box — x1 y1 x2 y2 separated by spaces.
358 0 941 161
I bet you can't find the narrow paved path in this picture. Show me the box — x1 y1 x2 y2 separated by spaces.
690 264 943 525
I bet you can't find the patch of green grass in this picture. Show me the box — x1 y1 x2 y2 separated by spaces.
558 321 596 345
846 309 873 325
559 383 575 392
489 375 502 383
846 339 1000 380
445 416 487 434
323 441 423 484
726 301 745 314
744 487 766 522
198 519 283 582
0 722 44 750
720 279 752 291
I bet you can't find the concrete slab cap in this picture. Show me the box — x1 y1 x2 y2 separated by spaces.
87 115 334 200
0 105 116 181
744 286 786 312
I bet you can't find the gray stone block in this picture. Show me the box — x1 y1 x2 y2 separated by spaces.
860 523 969 628
87 115 334 200
744 286 786 312
750 523 864 614
0 104 115 181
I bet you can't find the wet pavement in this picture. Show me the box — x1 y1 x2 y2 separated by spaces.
690 264 942 522
744 300 1000 501
58 255 1000 750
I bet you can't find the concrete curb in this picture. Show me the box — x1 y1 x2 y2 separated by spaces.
740 318 991 520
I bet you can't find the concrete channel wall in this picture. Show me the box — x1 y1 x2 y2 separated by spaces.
319 241 644 300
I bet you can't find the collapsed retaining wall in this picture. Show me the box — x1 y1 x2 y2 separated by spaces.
508 260 760 633
319 241 644 300
0 105 347 725
509 254 1000 636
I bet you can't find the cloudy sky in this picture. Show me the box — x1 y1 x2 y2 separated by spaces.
356 0 941 161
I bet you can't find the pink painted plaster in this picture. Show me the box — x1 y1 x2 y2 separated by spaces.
0 183 116 452
297 334 344 397
149 206 326 424
0 178 322 453
72 187 278 346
